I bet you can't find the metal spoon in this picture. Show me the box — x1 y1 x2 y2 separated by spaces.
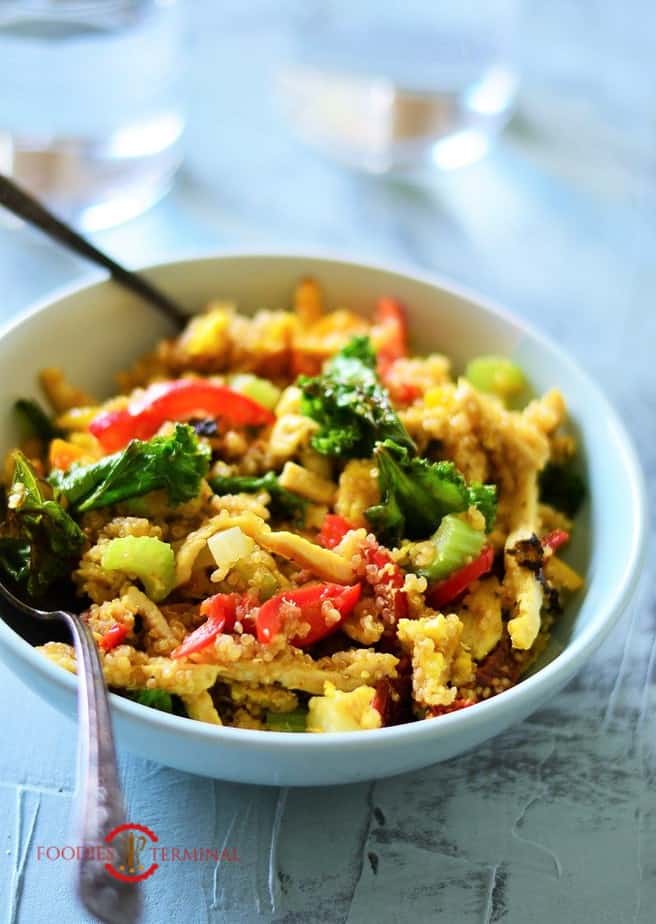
0 173 187 330
0 579 140 923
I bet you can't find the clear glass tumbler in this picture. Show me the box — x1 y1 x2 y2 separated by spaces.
279 0 519 174
0 0 185 229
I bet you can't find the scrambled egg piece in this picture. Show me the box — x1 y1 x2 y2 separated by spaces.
307 682 382 732
398 613 474 708
208 512 356 583
181 691 223 725
335 459 380 527
504 529 544 651
458 577 503 661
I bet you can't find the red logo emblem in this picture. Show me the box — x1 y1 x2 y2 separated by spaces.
105 823 159 882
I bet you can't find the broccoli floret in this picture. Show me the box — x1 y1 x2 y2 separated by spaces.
365 440 497 544
299 336 415 458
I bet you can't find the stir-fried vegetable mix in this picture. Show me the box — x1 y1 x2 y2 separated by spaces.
0 279 584 732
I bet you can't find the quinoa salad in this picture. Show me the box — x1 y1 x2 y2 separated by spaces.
0 279 585 732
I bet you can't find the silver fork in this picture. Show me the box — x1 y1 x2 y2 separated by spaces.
0 580 140 924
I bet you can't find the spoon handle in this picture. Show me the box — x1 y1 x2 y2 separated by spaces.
0 173 186 330
63 612 141 924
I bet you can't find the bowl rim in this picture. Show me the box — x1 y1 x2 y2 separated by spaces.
0 248 647 752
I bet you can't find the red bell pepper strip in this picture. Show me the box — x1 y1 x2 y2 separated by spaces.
391 382 422 404
428 698 476 718
375 297 409 373
99 622 129 651
171 593 242 659
256 582 361 646
373 298 421 403
317 514 355 549
542 529 570 553
90 379 275 452
426 546 495 610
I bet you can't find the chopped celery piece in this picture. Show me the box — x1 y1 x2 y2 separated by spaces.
230 373 281 411
465 355 527 402
265 708 307 732
419 514 485 582
101 535 175 602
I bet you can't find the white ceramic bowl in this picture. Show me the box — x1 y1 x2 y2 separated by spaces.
0 253 646 785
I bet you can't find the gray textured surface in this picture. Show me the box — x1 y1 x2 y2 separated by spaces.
0 2 654 921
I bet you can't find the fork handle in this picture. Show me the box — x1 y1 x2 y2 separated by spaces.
63 612 141 924
0 173 187 330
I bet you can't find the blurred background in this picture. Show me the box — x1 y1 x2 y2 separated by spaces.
0 1 652 388
1 3 655 922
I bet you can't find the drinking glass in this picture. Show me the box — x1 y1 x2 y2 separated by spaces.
0 0 185 229
279 0 519 173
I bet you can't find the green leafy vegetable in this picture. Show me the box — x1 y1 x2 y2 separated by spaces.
50 424 210 513
0 452 84 596
209 471 307 523
127 689 174 713
539 462 585 517
365 440 497 544
14 398 62 441
465 483 498 534
299 336 415 458
265 708 307 732
0 537 31 584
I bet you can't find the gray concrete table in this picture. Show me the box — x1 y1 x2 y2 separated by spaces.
0 2 654 921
